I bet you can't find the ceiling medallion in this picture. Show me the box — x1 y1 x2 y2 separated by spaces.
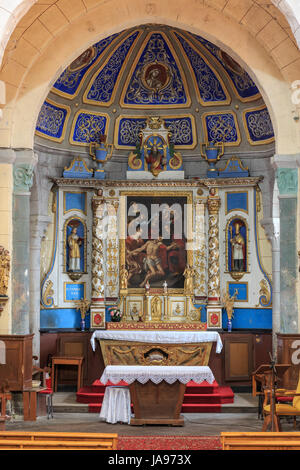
141 62 171 92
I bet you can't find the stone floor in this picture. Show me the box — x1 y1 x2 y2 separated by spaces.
4 391 300 436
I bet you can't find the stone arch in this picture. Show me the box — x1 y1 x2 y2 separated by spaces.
0 0 298 155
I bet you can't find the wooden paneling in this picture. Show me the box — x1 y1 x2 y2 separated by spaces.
276 334 300 389
40 330 272 388
40 332 104 387
224 335 253 381
0 335 33 391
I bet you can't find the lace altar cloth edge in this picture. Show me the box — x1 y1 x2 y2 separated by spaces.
100 365 215 385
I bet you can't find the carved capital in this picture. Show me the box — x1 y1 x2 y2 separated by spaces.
13 163 34 193
207 196 221 215
92 196 105 214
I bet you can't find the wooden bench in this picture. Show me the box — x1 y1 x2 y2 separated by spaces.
0 431 118 450
221 432 300 450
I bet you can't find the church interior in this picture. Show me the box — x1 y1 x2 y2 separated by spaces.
0 0 300 451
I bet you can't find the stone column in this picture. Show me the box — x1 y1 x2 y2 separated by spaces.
276 167 298 333
12 154 36 335
0 149 15 334
29 215 51 357
260 217 280 358
206 188 222 329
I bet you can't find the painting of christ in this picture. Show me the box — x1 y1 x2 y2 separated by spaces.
124 195 188 289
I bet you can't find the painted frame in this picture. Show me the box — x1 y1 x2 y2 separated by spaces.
119 190 193 292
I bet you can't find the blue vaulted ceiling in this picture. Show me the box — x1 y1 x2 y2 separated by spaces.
35 24 275 154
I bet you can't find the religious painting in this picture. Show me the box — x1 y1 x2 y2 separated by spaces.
227 217 247 275
142 63 171 92
64 218 86 274
122 193 190 290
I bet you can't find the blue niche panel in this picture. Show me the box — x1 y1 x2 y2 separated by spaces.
40 308 90 330
122 32 189 107
52 33 118 98
222 308 272 330
192 33 260 101
228 282 248 302
116 116 195 148
64 283 85 302
70 111 109 145
64 192 86 214
243 106 274 145
174 32 230 105
203 112 240 146
226 191 248 214
36 99 70 142
85 30 140 105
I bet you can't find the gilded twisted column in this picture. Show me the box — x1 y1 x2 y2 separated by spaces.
106 199 119 299
207 190 221 304
91 196 106 300
193 198 206 298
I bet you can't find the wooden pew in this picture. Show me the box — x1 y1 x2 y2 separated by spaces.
221 432 300 450
0 431 118 450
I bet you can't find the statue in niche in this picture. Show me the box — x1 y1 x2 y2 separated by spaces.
67 221 84 272
145 141 166 177
229 220 246 272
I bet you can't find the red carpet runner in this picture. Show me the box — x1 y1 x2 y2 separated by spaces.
76 380 234 413
117 435 222 450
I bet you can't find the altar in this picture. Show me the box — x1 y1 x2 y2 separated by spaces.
100 365 215 426
91 330 222 425
90 329 223 366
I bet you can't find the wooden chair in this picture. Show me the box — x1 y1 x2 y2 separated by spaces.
263 372 300 431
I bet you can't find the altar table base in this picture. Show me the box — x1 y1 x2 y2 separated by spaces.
129 380 186 426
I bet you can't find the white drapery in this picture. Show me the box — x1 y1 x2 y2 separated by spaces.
91 330 223 353
99 386 131 424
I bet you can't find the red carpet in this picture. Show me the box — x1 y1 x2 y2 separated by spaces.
76 380 234 413
117 435 222 450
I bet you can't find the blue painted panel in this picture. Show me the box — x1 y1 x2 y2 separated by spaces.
117 116 195 148
36 100 68 140
65 192 86 213
222 308 272 330
86 31 139 104
175 32 228 103
228 282 248 301
71 112 108 144
193 34 260 100
244 107 274 143
40 308 90 329
227 192 247 213
123 32 188 106
52 34 118 97
65 283 85 301
204 112 239 144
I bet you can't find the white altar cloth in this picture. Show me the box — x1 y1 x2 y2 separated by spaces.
91 330 223 354
99 386 131 424
100 365 215 385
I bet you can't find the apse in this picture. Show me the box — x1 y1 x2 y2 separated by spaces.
34 24 275 168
